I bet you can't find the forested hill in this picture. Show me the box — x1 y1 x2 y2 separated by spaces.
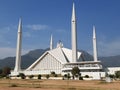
0 48 120 69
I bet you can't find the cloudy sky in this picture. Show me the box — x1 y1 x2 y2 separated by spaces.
0 0 120 59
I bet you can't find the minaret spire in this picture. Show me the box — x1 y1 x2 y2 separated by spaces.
93 26 98 62
14 18 22 72
71 3 77 63
50 34 53 50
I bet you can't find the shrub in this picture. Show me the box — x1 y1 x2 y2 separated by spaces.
79 76 83 80
29 75 34 79
19 73 26 79
38 74 42 79
115 71 120 78
63 73 71 80
67 73 71 80
51 71 55 75
46 74 50 79
108 74 115 78
84 75 89 78
54 74 58 77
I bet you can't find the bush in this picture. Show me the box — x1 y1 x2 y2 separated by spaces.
84 75 89 78
64 74 67 79
54 74 58 77
46 74 50 79
51 71 55 75
109 74 115 78
79 76 83 80
63 73 71 80
19 73 26 79
115 71 120 78
29 75 34 79
38 74 42 79
51 71 58 77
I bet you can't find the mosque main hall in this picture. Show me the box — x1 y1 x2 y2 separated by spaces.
11 3 106 80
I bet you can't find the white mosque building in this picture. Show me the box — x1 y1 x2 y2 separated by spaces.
11 3 106 80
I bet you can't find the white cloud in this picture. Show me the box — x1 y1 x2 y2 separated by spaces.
25 24 49 30
0 47 29 59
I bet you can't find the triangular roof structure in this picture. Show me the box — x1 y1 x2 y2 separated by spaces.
26 47 82 70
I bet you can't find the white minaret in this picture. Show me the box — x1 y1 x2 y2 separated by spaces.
50 34 53 50
71 3 77 63
93 26 98 62
14 18 22 72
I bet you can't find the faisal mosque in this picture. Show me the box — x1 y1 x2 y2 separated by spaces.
11 3 106 80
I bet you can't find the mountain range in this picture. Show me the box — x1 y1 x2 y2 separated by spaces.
0 48 120 69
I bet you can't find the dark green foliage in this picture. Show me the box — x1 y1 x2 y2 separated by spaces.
67 73 71 80
29 75 34 79
50 71 58 77
46 74 50 79
64 74 67 78
71 67 80 79
115 71 120 78
19 73 26 79
51 71 55 75
17 74 20 77
63 73 71 80
71 67 80 76
54 74 58 77
38 74 42 79
79 77 83 80
0 69 2 74
84 75 89 78
108 74 115 78
1 67 11 77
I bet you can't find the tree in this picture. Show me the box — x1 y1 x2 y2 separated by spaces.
115 71 120 79
2 67 11 77
71 67 80 79
67 73 71 80
0 69 2 75
63 74 67 80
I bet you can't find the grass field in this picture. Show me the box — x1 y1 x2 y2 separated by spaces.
0 79 120 90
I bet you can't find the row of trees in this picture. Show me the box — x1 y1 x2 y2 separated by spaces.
1 66 120 80
17 73 42 79
17 71 58 79
0 66 85 80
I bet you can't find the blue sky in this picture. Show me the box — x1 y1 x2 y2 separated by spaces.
0 0 120 58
